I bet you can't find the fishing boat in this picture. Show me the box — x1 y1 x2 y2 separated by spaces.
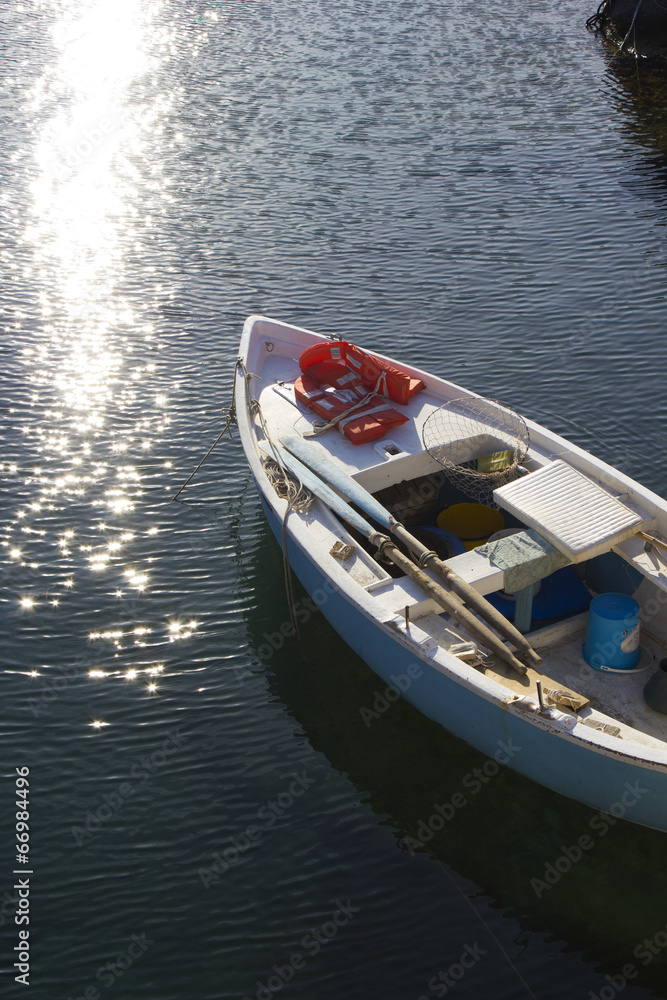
236 314 667 832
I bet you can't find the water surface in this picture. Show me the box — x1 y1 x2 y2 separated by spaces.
1 2 667 999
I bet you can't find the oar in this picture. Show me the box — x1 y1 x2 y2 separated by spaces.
271 443 527 675
281 433 542 667
638 530 667 555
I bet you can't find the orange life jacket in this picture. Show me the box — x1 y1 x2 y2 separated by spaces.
294 341 425 445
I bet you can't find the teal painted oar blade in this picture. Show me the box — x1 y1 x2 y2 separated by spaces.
273 444 376 540
280 434 395 531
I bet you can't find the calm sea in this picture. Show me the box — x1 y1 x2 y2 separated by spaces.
2 2 667 998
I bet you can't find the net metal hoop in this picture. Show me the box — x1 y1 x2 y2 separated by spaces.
421 396 529 503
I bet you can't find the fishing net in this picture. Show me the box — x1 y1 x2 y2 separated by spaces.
421 396 529 505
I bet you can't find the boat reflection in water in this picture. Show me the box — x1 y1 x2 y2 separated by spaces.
244 520 667 992
588 0 667 59
594 26 667 178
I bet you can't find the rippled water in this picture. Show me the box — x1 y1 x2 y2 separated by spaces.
2 2 667 998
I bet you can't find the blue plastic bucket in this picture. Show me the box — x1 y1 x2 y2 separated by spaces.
583 593 641 671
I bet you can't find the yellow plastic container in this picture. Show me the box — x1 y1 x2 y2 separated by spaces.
436 503 504 551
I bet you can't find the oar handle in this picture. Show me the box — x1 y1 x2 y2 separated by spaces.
373 533 527 675
391 524 542 666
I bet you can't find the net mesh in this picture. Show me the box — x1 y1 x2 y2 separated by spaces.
422 396 529 504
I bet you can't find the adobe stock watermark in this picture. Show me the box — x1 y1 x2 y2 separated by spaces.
401 738 522 853
234 580 337 684
242 899 360 1000
71 729 187 847
418 941 487 999
586 917 667 1000
197 771 316 887
530 781 648 898
48 102 123 186
66 931 153 1000
359 662 423 726
29 654 90 718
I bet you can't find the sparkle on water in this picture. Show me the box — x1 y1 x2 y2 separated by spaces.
1 0 188 724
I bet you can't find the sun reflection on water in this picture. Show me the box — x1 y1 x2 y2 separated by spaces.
3 1 194 719
18 0 170 545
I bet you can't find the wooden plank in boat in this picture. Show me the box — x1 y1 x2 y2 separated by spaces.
482 659 589 711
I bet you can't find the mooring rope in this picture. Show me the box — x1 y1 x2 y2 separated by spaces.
618 0 645 53
250 396 313 638
172 357 244 502
171 354 312 639
586 0 609 30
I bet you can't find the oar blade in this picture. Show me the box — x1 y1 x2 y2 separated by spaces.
272 444 375 540
281 434 395 530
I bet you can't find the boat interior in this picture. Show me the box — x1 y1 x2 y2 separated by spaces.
250 328 667 750
361 459 667 751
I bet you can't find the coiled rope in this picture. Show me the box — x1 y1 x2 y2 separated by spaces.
248 395 313 638
263 458 313 513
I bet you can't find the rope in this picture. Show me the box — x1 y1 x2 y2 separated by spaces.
171 352 310 640
586 0 610 30
418 549 438 569
586 0 645 56
303 372 389 438
304 389 376 437
618 0 644 53
441 867 538 999
172 357 243 502
281 513 301 638
249 393 309 639
263 459 313 513
375 534 395 563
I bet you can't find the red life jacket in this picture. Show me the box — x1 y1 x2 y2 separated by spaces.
294 341 425 445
